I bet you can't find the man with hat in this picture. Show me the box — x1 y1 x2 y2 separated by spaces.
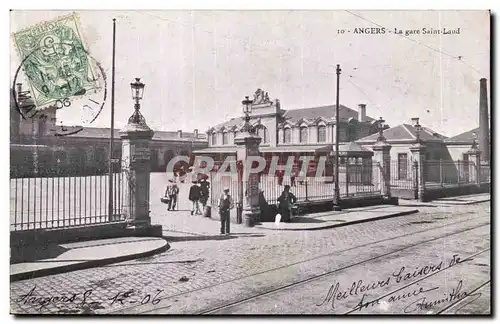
218 187 234 235
199 178 210 212
167 179 179 211
277 184 297 222
188 180 202 215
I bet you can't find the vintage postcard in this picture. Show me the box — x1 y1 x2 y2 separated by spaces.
9 10 491 315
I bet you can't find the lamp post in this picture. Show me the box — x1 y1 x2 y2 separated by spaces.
241 96 253 133
471 132 478 149
377 117 386 142
130 77 146 122
234 94 261 226
333 64 341 210
108 18 117 222
411 117 422 143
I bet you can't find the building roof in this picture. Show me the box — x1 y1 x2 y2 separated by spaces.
356 124 447 143
445 127 480 143
193 142 371 155
282 104 375 124
209 104 376 132
340 141 371 153
54 126 207 142
192 147 238 154
260 145 332 153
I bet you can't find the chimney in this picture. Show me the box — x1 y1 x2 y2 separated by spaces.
358 103 366 122
177 130 182 138
194 128 198 138
479 78 489 163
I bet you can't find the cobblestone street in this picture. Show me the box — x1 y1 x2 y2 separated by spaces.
10 202 490 315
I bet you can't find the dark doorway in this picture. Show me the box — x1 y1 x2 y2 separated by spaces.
398 153 408 180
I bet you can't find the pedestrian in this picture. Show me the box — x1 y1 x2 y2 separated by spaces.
168 180 179 211
188 180 202 215
199 178 210 210
277 185 297 223
163 181 172 210
218 187 234 235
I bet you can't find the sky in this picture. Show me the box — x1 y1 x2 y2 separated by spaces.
10 10 490 137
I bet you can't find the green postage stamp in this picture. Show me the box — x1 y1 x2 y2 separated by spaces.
13 13 101 108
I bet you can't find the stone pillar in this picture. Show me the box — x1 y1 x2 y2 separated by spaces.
234 131 262 227
410 143 426 201
466 146 481 186
119 116 154 227
372 140 391 198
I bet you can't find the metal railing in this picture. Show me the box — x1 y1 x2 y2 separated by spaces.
208 162 381 207
480 164 491 183
390 159 416 190
423 160 478 188
10 172 127 231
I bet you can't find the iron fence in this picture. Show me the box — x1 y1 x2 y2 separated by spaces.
389 159 417 190
480 164 491 183
423 160 477 188
10 172 127 231
208 162 381 207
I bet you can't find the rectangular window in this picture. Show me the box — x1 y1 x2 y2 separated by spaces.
318 126 326 142
398 153 408 180
299 127 308 143
284 128 291 143
222 132 228 145
211 134 217 145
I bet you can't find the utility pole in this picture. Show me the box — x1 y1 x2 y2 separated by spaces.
108 18 116 221
333 64 341 210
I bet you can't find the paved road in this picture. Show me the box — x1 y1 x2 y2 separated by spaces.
10 202 490 315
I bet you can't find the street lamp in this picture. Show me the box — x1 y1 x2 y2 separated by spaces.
471 132 478 149
377 117 386 142
411 117 422 143
128 77 147 125
241 96 254 133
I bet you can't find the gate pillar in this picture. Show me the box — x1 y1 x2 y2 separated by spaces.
119 83 159 237
372 139 392 198
410 143 426 201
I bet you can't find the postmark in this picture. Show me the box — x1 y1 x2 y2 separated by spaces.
12 13 101 108
12 13 107 136
12 45 107 136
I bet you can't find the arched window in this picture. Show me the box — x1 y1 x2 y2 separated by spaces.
211 133 217 145
299 126 308 143
257 126 268 143
317 125 326 142
284 127 292 143
222 132 229 145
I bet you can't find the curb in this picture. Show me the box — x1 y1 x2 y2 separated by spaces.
436 199 490 206
10 240 170 282
256 209 420 231
165 235 236 242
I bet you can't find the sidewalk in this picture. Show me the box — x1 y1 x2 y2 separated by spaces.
398 193 491 207
256 205 419 231
152 205 419 234
10 237 169 282
431 193 490 205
